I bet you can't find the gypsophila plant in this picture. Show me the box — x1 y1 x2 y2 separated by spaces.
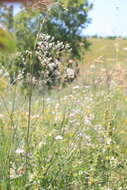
7 33 78 89
34 33 73 87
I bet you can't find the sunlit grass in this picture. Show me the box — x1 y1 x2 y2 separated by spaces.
1 59 127 189
84 37 127 64
1 32 127 189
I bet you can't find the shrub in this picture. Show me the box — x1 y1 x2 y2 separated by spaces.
0 33 79 89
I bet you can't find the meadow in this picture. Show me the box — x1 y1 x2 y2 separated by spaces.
1 37 127 190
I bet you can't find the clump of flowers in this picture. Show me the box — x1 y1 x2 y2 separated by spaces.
12 33 78 88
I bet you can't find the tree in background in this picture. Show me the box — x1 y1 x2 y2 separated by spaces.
0 0 93 87
13 0 92 55
14 9 39 50
0 4 14 31
0 4 16 53
0 0 93 54
42 0 93 58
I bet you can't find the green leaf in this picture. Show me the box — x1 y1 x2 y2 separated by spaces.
60 0 84 7
0 27 16 54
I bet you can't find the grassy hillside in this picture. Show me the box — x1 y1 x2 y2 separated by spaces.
84 38 127 64
80 37 127 89
1 37 127 189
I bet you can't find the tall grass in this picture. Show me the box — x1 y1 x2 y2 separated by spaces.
1 64 127 189
1 11 127 188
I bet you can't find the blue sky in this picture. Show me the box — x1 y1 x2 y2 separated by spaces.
84 0 127 37
12 0 127 37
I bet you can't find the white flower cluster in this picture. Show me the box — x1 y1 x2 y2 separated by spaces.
13 33 78 88
35 33 72 87
66 68 75 80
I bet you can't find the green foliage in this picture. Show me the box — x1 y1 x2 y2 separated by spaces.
1 2 127 190
0 27 16 54
42 0 93 57
0 4 13 31
12 0 92 56
0 5 16 53
0 0 88 87
60 0 86 8
0 69 127 189
14 9 40 50
0 33 78 88
0 0 92 56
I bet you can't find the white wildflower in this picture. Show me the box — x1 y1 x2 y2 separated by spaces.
55 135 63 140
84 117 92 126
70 113 76 118
15 148 24 154
63 96 68 100
32 114 40 119
72 85 80 89
0 114 4 118
90 64 96 70
123 47 127 51
66 68 75 79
